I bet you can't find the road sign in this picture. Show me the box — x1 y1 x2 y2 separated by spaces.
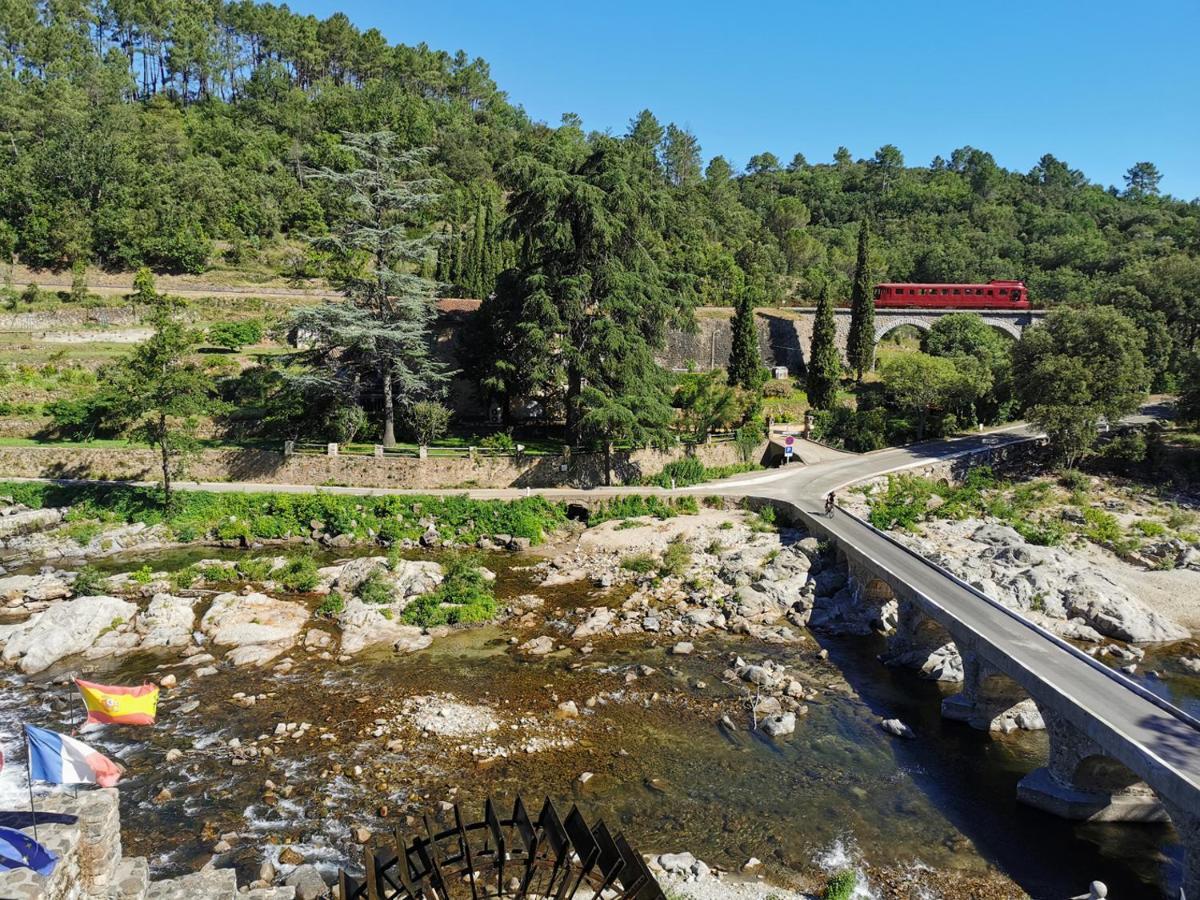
785 436 795 445
784 445 794 458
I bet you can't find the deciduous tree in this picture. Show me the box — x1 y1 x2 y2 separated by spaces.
1012 307 1150 467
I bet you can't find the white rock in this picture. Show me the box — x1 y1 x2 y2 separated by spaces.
0 595 137 673
879 718 915 739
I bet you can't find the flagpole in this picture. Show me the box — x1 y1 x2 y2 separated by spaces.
24 739 38 843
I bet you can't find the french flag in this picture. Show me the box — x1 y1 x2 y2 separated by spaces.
24 725 123 788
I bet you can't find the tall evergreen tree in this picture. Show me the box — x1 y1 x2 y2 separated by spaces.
480 132 689 455
727 280 763 389
846 220 875 383
287 131 447 447
806 281 841 409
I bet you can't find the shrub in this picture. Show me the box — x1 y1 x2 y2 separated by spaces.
44 395 119 441
478 431 516 451
277 555 319 592
62 520 103 546
316 591 345 618
660 536 691 577
402 553 495 626
129 564 155 585
761 379 792 398
236 556 273 583
1057 469 1090 492
408 401 451 446
822 869 857 900
1081 508 1124 545
1133 519 1167 537
71 565 105 596
357 570 394 605
207 320 263 351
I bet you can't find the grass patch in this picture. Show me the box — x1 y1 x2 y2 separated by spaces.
620 553 656 574
589 495 700 525
0 481 566 547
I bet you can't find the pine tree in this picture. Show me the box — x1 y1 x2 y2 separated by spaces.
846 220 875 383
727 281 763 389
288 131 448 447
806 280 841 409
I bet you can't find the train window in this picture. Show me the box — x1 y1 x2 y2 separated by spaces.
941 288 949 295
999 289 1008 296
952 288 961 295
987 289 994 296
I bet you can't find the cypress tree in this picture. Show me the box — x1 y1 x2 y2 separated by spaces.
846 220 875 383
806 280 841 409
727 281 763 389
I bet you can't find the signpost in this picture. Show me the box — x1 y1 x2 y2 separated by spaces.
783 435 794 463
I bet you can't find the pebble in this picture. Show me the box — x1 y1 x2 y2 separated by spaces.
159 674 177 689
579 771 594 784
671 641 694 656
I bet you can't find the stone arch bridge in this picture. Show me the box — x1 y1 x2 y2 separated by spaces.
713 427 1199 897
658 307 1045 373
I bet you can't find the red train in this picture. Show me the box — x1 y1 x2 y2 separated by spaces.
874 280 1030 310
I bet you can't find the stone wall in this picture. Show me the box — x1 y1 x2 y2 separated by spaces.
0 440 760 490
0 788 286 899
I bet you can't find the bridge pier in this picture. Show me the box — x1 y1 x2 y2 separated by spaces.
880 599 963 682
940 650 1044 732
1017 708 1167 823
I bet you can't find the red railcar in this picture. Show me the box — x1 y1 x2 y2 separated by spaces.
873 280 1030 310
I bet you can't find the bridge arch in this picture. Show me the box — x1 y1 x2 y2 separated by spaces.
874 318 932 345
980 319 1023 341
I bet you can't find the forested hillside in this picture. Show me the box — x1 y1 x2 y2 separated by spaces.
1 0 1198 385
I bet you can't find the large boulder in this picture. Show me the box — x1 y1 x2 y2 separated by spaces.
136 593 197 649
0 595 137 673
199 592 309 666
336 597 432 655
0 572 72 606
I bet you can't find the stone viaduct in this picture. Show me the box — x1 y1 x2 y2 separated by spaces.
657 307 1045 373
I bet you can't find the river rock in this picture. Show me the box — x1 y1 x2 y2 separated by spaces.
136 593 197 649
519 635 555 655
879 718 915 739
656 852 697 875
284 863 327 900
0 571 73 606
200 592 309 666
336 597 432 655
0 506 63 538
572 606 615 639
0 594 137 673
761 712 796 736
670 641 694 656
1181 657 1200 674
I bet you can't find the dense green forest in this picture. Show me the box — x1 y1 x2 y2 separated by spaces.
2 0 1199 460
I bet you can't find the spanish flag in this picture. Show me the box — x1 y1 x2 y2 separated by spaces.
74 679 159 726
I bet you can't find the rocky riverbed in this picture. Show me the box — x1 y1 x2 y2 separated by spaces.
1 496 1197 898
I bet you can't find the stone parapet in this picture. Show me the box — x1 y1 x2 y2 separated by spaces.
0 787 296 900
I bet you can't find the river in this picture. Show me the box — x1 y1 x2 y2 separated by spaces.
0 541 1195 898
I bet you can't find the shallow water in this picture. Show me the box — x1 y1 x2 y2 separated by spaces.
1 545 1196 897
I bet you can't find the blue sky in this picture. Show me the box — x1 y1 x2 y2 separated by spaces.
291 0 1200 199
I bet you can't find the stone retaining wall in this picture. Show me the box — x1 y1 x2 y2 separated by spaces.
0 440 762 490
0 788 287 899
